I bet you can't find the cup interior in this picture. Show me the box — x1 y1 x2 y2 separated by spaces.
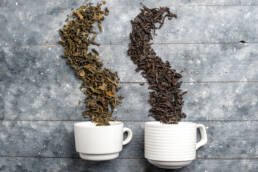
74 121 123 128
145 121 196 127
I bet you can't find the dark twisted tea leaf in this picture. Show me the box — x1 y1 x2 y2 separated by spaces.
59 2 122 126
128 5 186 124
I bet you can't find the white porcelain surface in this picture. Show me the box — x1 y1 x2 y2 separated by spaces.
145 121 207 169
74 121 133 161
148 160 193 169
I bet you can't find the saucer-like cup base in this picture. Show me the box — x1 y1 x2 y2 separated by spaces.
79 153 119 161
148 159 193 169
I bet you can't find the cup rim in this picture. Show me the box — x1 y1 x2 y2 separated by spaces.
74 121 123 128
145 121 196 127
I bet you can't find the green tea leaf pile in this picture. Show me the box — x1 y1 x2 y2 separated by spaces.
59 2 122 125
128 5 186 124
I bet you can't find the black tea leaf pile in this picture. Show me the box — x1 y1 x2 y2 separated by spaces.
128 5 186 124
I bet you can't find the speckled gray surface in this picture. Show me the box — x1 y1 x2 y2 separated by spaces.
1 0 258 171
0 121 257 159
0 158 257 172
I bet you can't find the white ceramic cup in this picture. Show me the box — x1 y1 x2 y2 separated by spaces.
74 121 133 161
145 121 207 169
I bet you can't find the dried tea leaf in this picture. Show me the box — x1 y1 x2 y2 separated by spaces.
59 2 122 125
98 83 107 91
79 70 85 77
128 5 186 124
106 91 115 97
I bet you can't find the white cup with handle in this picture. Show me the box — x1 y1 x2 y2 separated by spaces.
74 121 133 161
145 121 207 169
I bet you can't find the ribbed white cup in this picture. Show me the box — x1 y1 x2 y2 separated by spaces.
145 121 207 169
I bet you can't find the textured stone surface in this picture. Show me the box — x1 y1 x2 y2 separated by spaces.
3 80 258 121
2 45 258 121
2 44 258 84
1 0 258 171
1 2 258 46
0 158 257 172
0 121 257 159
0 0 68 47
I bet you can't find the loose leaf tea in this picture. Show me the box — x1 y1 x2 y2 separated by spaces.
59 2 122 125
128 5 186 124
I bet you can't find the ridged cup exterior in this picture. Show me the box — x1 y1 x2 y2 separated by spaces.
145 122 197 161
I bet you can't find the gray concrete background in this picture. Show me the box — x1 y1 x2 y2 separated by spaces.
1 0 258 171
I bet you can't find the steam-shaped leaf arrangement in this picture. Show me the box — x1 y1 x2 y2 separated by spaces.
128 5 186 124
59 2 122 125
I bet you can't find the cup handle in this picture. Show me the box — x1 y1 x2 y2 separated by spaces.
122 127 133 145
196 124 208 150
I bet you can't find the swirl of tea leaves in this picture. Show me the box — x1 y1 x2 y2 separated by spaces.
128 5 186 124
59 2 122 125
